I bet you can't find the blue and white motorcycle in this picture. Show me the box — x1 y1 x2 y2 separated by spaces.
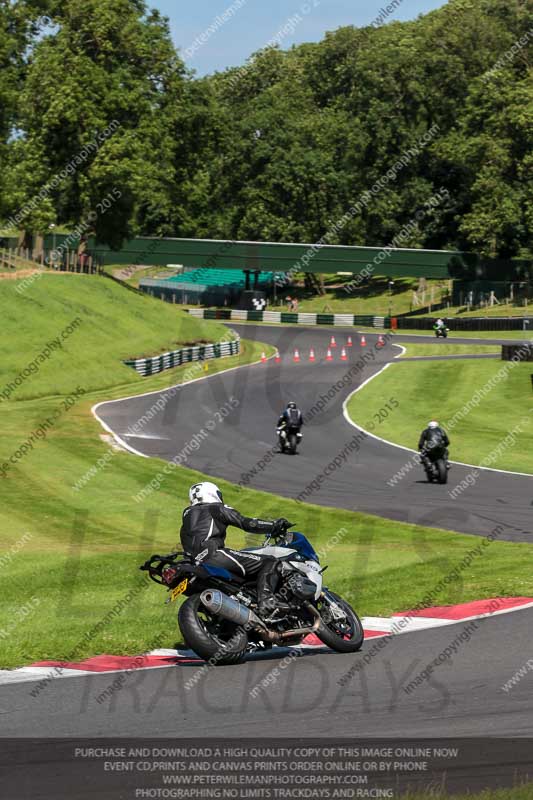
141 523 364 664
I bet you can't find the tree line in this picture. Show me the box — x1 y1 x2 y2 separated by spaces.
0 0 531 258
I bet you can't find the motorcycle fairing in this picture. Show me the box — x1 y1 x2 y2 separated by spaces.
282 532 319 562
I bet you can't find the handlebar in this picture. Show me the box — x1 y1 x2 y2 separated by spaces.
264 520 295 544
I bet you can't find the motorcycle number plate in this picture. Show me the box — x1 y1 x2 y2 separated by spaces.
169 578 188 602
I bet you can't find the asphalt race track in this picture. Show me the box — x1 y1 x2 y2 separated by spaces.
96 324 532 542
1 604 533 738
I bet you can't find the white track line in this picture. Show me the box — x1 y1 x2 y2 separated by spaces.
92 350 276 459
123 434 170 440
343 345 533 478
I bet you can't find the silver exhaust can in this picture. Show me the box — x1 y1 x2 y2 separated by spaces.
200 589 264 629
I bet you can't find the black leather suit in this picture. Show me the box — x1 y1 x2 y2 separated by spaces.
180 503 280 607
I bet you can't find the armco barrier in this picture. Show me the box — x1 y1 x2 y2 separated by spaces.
123 336 240 377
186 309 387 328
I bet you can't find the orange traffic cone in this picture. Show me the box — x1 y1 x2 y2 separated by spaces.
261 352 267 363
330 335 337 348
326 348 333 361
293 349 300 363
275 351 281 363
347 336 353 347
309 348 316 362
377 334 385 347
340 347 348 361
361 335 367 347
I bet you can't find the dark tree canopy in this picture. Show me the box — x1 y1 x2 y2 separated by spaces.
1 0 531 257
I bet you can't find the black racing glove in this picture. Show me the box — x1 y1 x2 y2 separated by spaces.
272 518 293 536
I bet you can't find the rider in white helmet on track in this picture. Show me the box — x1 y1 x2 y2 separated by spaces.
180 481 290 616
418 420 450 469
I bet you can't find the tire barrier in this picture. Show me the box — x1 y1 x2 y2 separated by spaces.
501 343 533 362
187 308 533 332
123 336 240 377
186 308 387 328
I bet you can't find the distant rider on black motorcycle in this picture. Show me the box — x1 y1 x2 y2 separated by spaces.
418 420 450 469
180 481 290 617
277 401 303 451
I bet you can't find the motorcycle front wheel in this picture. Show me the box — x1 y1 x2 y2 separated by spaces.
315 591 364 653
178 594 248 665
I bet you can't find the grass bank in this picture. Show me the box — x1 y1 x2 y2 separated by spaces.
273 276 443 316
0 274 232 400
346 358 533 473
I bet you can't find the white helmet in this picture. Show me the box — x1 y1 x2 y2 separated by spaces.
189 481 223 505
428 420 439 429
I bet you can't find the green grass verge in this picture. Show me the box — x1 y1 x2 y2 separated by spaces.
0 274 233 400
346 358 533 473
398 343 500 357
1 274 533 669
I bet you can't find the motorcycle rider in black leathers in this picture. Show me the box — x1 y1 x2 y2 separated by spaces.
180 481 290 617
418 420 450 469
277 401 303 451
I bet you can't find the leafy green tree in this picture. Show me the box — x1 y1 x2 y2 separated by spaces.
434 0 532 257
1 0 530 260
0 1 34 224
4 0 185 248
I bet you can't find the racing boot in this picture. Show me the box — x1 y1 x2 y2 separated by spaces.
257 561 291 618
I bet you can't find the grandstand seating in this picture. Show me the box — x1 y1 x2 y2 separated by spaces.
166 268 279 288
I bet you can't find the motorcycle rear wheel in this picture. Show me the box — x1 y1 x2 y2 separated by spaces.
315 592 364 653
436 458 448 484
289 433 297 454
178 594 248 665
